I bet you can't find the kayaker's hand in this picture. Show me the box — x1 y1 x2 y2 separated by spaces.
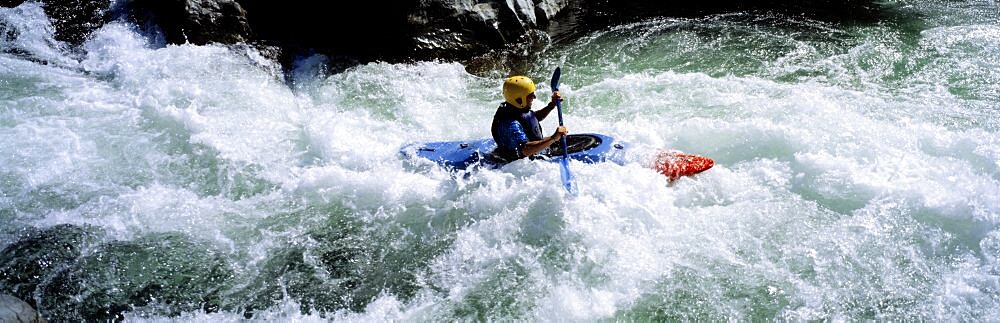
552 126 568 141
550 91 562 106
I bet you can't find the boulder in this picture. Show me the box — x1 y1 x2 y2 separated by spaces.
2 0 879 72
122 0 251 45
37 233 233 321
0 0 110 46
0 294 43 323
407 0 570 60
0 224 105 308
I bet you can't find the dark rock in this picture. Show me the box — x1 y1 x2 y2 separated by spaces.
0 224 105 308
3 0 880 74
0 294 44 323
0 0 111 46
230 0 572 69
0 1 23 9
407 0 569 61
37 232 233 321
235 0 419 62
122 0 251 45
464 29 551 77
244 40 285 66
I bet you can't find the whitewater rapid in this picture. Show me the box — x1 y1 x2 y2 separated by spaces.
1 1 999 321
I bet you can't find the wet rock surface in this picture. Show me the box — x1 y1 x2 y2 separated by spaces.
0 0 879 72
0 294 43 323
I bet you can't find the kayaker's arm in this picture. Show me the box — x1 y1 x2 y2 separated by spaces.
534 91 562 121
522 126 568 156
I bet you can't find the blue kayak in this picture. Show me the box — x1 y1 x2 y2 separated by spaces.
400 133 716 179
400 133 629 171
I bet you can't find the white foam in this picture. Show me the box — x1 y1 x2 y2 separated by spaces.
0 3 79 68
2 6 999 321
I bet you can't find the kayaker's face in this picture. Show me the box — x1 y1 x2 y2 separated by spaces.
523 92 536 108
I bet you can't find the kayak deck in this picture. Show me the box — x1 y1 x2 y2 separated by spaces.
401 134 628 171
401 133 713 179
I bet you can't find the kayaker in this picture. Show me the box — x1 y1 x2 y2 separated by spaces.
491 75 568 161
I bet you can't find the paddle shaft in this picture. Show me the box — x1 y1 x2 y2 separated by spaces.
550 66 576 195
555 96 569 159
551 67 569 160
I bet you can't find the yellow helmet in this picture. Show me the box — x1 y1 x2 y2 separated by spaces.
502 76 536 109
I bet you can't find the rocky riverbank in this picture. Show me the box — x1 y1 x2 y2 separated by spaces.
0 0 879 73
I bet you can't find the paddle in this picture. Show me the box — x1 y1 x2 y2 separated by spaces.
551 67 578 195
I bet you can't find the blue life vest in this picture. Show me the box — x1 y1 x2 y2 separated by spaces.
491 102 544 160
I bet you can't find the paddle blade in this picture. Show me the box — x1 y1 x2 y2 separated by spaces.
560 158 577 195
550 67 561 91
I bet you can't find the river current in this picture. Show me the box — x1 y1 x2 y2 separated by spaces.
1 0 998 321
